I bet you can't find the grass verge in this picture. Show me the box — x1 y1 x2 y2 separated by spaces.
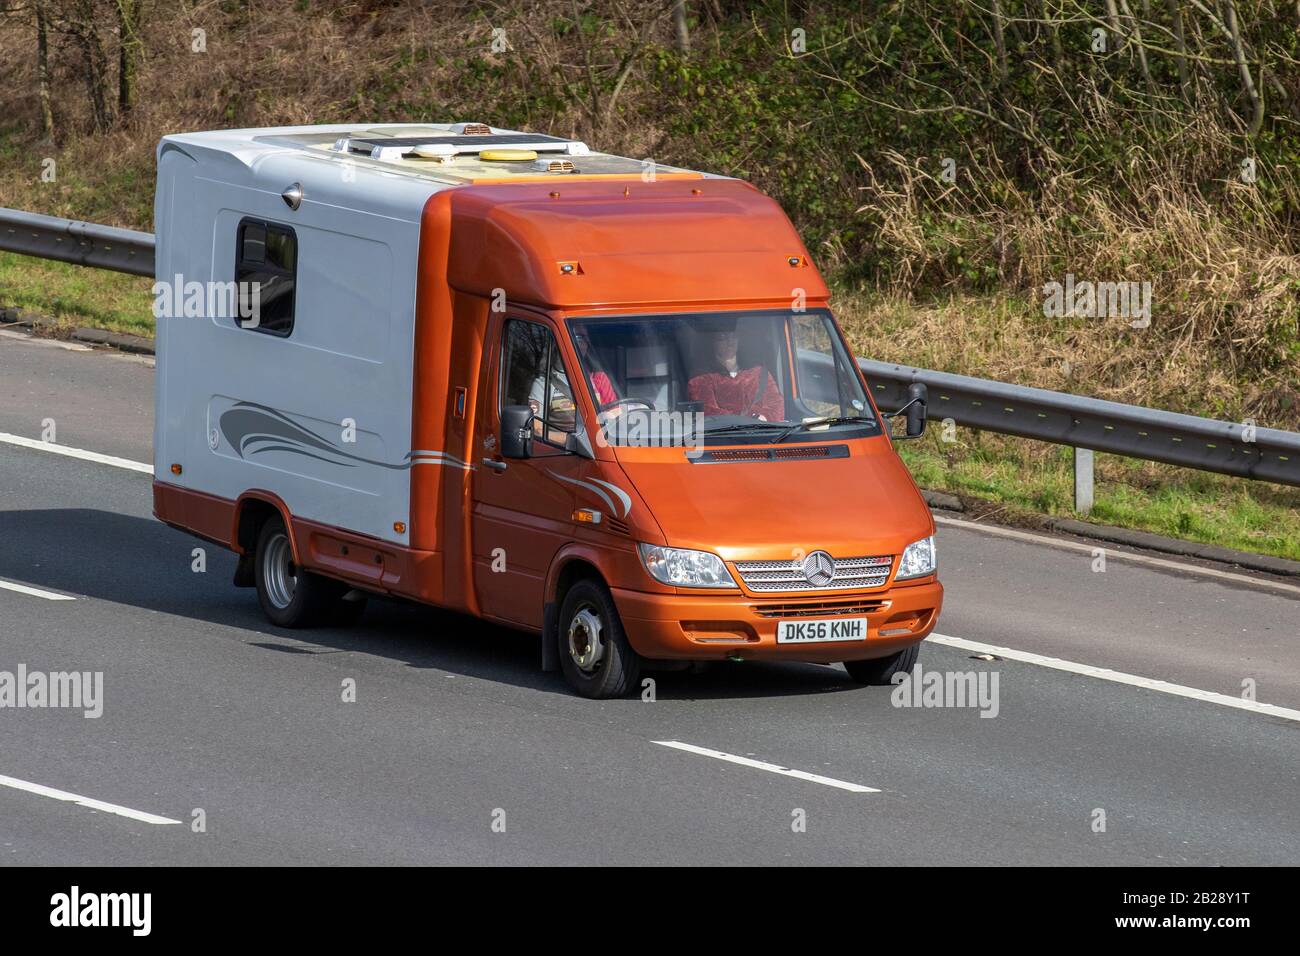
899 433 1300 561
0 252 153 337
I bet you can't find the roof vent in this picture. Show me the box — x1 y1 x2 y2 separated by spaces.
534 158 575 173
410 143 456 164
461 123 492 135
369 145 410 162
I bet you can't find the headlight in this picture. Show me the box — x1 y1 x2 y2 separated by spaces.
638 544 738 588
895 535 936 580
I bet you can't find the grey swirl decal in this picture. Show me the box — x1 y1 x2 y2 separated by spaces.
550 472 632 518
218 402 472 471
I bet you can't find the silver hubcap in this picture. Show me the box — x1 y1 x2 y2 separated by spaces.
262 532 297 609
567 605 605 674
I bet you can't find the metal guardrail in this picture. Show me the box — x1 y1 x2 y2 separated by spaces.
1 207 1296 504
860 359 1300 497
0 208 155 277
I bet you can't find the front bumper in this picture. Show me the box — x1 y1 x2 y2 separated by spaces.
613 579 942 662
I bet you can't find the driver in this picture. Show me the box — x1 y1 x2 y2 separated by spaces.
688 325 783 421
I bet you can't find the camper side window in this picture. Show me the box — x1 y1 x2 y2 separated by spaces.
235 218 297 336
500 319 577 448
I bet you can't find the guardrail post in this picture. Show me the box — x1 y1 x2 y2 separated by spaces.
1073 447 1094 514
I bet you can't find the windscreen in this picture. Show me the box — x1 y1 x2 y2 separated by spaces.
567 310 878 447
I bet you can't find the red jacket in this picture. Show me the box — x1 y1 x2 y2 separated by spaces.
591 370 617 405
688 366 784 421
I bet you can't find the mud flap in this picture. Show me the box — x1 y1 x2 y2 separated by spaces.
233 551 255 588
541 601 559 672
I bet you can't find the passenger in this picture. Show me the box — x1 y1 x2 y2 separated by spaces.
575 332 618 406
688 326 784 421
529 334 616 418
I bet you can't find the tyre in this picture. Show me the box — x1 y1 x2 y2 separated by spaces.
253 516 341 628
843 642 920 685
557 578 642 699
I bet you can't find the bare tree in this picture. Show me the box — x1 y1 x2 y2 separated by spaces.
672 0 689 54
57 0 113 132
991 0 1009 85
1166 0 1191 101
35 0 56 139
1223 0 1264 138
117 0 140 117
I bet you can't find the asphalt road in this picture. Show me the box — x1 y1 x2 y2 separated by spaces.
1 329 1297 865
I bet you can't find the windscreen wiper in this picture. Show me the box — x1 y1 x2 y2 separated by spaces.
702 421 790 438
769 416 870 443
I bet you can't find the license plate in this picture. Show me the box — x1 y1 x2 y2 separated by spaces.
775 617 868 644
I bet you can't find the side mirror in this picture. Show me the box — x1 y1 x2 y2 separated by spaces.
890 382 928 440
500 405 534 459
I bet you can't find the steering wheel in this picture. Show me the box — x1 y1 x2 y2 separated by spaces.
599 397 655 413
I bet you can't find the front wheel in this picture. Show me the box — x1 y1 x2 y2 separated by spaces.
557 579 642 699
843 642 920 685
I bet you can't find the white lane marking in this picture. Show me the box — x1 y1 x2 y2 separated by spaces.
0 773 181 825
0 432 152 475
0 579 75 601
929 632 1300 724
0 328 93 351
934 514 1300 597
653 740 880 793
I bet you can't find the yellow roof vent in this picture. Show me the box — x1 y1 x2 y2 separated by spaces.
480 149 538 162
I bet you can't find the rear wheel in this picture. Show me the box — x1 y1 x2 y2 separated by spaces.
843 642 920 685
557 579 642 699
254 516 343 628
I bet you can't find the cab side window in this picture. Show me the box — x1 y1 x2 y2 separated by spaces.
500 319 577 447
235 218 297 336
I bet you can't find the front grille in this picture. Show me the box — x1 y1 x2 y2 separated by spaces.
753 599 888 618
734 555 892 592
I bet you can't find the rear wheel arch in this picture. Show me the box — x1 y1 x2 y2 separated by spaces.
233 492 298 561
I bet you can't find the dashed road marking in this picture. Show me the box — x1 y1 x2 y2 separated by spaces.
0 432 152 474
0 578 75 601
930 632 1300 723
0 773 181 825
653 741 880 792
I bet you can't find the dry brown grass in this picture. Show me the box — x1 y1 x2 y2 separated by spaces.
851 132 1300 427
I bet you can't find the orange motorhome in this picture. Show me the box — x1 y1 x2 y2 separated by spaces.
152 123 941 697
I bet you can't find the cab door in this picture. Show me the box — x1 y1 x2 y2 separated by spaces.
470 314 585 627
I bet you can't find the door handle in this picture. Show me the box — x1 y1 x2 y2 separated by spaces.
482 458 507 472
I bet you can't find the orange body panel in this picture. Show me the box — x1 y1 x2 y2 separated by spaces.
615 580 943 662
444 179 830 309
156 174 941 667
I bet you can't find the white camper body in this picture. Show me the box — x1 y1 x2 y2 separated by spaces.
152 122 671 546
